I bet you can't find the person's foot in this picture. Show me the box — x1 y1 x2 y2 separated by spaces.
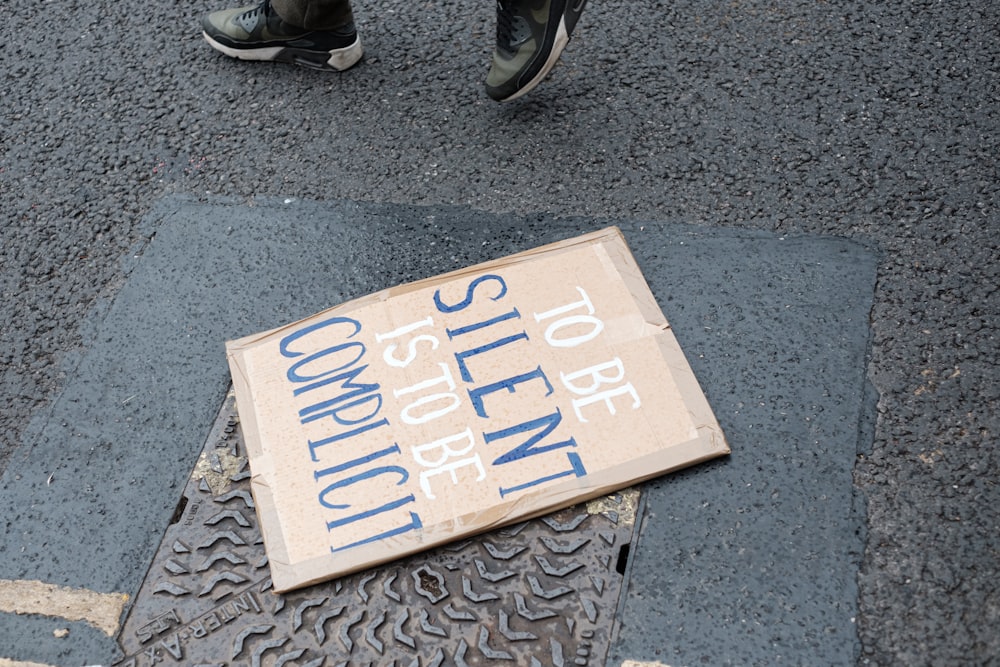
485 0 587 102
202 1 362 72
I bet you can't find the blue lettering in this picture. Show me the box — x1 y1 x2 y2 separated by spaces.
498 452 588 498
484 409 577 465
280 316 361 357
281 316 390 462
326 496 415 529
469 367 553 418
434 274 507 313
307 417 389 461
445 308 522 339
297 364 381 423
329 511 423 553
316 452 409 510
301 392 382 425
314 443 401 483
454 332 529 382
285 341 365 383
293 360 375 398
318 466 408 510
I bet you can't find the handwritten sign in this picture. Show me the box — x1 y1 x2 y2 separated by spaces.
227 227 729 592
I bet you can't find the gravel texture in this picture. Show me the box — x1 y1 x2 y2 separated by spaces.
1 0 997 663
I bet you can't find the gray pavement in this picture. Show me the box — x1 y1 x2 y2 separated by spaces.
1 0 998 664
0 202 876 665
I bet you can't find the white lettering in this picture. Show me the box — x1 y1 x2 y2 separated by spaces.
533 287 603 348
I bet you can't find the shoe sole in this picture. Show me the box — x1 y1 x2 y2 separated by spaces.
497 17 570 102
202 31 363 72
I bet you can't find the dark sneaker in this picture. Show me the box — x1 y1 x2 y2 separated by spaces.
202 1 362 72
485 0 587 102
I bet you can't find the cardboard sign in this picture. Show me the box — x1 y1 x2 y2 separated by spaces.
226 227 729 592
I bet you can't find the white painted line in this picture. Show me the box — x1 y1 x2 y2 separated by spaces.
0 578 128 636
0 659 58 667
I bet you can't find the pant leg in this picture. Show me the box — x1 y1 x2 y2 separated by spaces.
270 0 355 30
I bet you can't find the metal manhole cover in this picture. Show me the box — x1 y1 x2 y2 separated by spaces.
116 391 641 666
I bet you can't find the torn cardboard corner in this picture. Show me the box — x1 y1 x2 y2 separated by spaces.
226 226 730 592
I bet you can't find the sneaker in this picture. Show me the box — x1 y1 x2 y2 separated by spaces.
485 0 587 102
202 1 362 72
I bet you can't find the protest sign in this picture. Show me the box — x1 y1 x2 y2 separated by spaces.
226 227 729 592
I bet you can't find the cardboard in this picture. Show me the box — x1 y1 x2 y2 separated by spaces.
226 227 729 592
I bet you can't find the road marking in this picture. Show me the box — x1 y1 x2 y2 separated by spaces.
0 578 128 636
0 660 104 667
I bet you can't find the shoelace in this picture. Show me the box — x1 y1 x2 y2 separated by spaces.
239 0 272 24
495 0 515 50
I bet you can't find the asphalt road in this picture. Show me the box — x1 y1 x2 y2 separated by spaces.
1 0 997 664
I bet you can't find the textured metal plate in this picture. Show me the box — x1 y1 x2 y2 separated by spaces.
116 391 640 666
